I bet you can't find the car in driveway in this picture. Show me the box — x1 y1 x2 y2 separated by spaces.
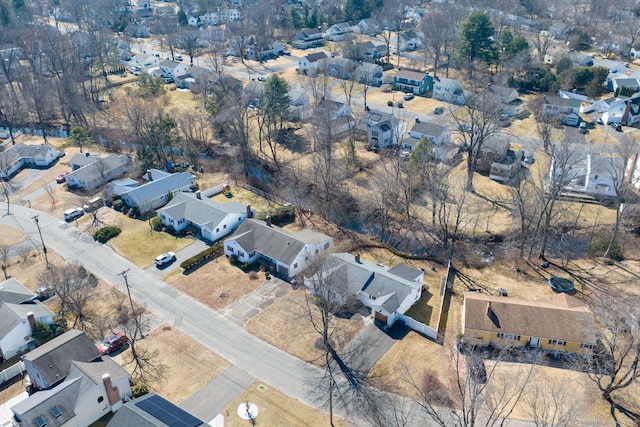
63 207 84 221
98 332 128 355
33 287 55 301
56 171 70 183
403 93 414 101
433 107 444 115
155 252 176 267
257 76 267 82
548 277 575 292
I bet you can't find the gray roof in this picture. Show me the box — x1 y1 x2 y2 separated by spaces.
106 178 140 196
387 264 423 282
227 219 331 265
11 376 80 426
67 154 130 184
68 358 130 399
0 277 36 304
545 96 582 108
614 78 640 87
305 52 328 63
157 192 246 230
410 121 447 137
69 152 100 168
106 392 208 427
160 59 181 69
315 253 422 314
23 330 101 387
0 143 59 166
0 302 53 339
121 172 195 206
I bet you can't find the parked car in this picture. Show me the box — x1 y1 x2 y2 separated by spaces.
615 123 623 132
63 207 84 221
579 122 588 134
175 55 183 61
596 117 603 125
433 107 444 115
98 332 128 355
459 124 472 133
403 93 414 101
283 50 291 56
32 287 55 301
55 171 70 183
257 76 267 82
155 252 176 266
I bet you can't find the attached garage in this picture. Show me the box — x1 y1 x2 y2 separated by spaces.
374 311 388 324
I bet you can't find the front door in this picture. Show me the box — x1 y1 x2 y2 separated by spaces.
529 337 540 347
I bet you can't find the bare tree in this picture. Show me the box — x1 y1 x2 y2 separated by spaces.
0 244 9 280
524 377 583 427
420 6 463 77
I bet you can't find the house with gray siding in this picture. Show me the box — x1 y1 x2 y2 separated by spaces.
65 155 131 191
118 169 195 213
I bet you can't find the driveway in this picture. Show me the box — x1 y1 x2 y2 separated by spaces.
222 277 292 325
144 239 209 277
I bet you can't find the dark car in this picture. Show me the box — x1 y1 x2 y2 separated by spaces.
548 277 575 292
434 107 444 115
615 123 623 132
98 332 128 355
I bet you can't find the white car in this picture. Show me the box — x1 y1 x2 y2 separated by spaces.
155 252 176 266
63 208 84 221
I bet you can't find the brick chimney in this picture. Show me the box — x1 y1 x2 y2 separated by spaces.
266 215 272 226
27 312 36 331
487 302 492 315
102 374 120 406
355 254 360 263
147 170 153 180
246 204 253 218
196 191 201 199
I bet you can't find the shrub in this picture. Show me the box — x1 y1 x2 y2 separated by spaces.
32 321 55 346
589 233 623 260
112 199 124 212
248 271 258 280
180 242 223 270
131 383 150 398
150 216 163 231
93 226 122 243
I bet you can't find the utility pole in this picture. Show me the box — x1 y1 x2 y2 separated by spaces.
32 215 49 269
118 269 142 340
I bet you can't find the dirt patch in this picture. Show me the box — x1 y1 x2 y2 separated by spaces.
114 326 229 404
168 256 264 310
222 381 347 427
211 185 283 217
245 288 363 364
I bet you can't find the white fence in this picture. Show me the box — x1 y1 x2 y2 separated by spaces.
397 313 438 340
0 361 25 386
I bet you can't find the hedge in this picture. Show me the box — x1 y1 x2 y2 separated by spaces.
180 242 224 270
93 226 122 243
257 206 295 226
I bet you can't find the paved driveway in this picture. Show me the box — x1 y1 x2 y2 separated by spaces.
222 277 292 325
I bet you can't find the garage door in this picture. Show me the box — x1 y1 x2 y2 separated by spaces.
374 311 388 324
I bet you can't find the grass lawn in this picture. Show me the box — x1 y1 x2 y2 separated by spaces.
0 225 29 248
222 382 347 427
211 185 284 217
167 255 265 310
245 288 363 364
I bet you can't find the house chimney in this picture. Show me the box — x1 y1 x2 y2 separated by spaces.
147 170 152 180
355 254 360 263
196 191 201 199
487 302 492 315
102 374 120 406
27 312 36 331
246 204 253 218
266 215 272 226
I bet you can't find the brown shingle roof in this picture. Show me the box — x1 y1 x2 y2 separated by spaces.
463 292 596 344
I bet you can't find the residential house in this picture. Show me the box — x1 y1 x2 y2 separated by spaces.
395 30 420 52
291 28 324 49
393 69 433 95
69 152 100 170
298 52 328 75
156 192 252 242
487 85 526 117
567 51 594 67
118 169 195 213
473 138 512 175
221 8 241 22
0 144 60 179
550 147 623 201
224 218 333 279
65 154 131 191
246 42 284 61
0 278 54 360
304 253 423 327
188 15 200 27
462 292 596 354
543 95 582 115
433 78 470 104
107 392 210 427
609 77 640 94
408 120 451 146
355 62 383 86
288 89 312 121
159 60 189 78
357 18 380 35
175 65 216 90
14 330 131 427
316 99 351 120
202 11 220 26
131 53 159 71
325 22 354 41
327 57 356 80
360 110 401 148
313 99 354 135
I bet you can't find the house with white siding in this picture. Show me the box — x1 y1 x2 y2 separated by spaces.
65 155 131 191
0 144 60 179
117 169 195 213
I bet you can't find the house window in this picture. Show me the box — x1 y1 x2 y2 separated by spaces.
35 417 46 427
51 407 61 418
372 131 379 137
580 343 594 349
497 333 520 340
249 251 255 257
238 251 245 257
216 228 219 233
548 339 566 346
98 396 104 403
223 224 227 229
227 246 234 252
294 263 298 268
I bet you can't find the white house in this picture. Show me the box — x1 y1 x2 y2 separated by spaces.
325 22 354 41
298 51 328 75
433 78 470 104
0 144 60 179
487 85 526 117
304 253 423 327
395 30 420 52
14 330 131 427
156 192 253 242
289 89 312 121
408 120 451 145
221 8 241 22
359 110 402 148
543 95 582 115
131 53 159 71
355 62 383 86
224 218 333 279
202 11 220 26
0 278 54 360
117 169 195 213
65 154 131 191
159 59 189 78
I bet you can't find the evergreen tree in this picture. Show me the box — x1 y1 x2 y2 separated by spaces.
459 10 497 77
177 8 188 26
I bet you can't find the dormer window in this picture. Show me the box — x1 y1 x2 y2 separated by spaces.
51 406 62 418
35 417 47 427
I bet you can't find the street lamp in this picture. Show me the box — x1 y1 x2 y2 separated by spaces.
119 269 142 340
32 215 49 269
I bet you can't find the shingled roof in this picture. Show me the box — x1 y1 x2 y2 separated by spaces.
463 292 596 344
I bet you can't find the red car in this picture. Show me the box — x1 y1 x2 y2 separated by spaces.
98 332 128 355
55 171 70 183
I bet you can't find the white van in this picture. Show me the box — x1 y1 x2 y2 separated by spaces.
64 208 84 221
83 197 104 212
